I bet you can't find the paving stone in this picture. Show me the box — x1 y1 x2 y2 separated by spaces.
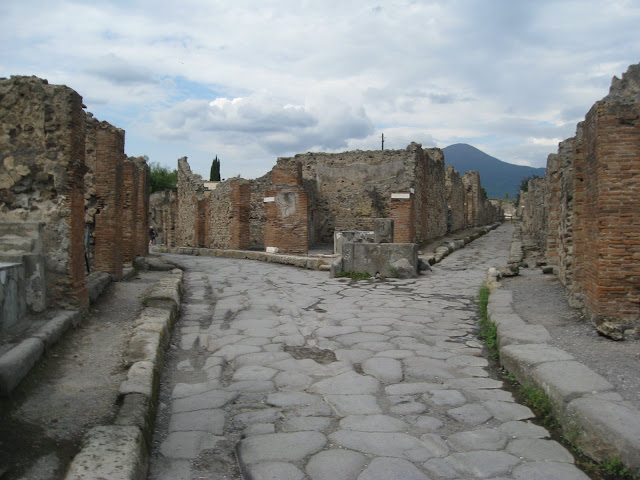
483 400 535 421
447 428 509 452
244 423 276 436
233 408 282 426
403 357 456 381
340 414 408 432
271 358 330 376
273 334 306 346
446 403 493 425
227 380 275 393
362 357 403 383
232 365 278 381
172 390 239 413
237 431 326 464
443 450 521 478
171 381 219 399
418 434 449 457
213 344 262 361
168 409 226 434
335 332 390 346
266 391 323 407
446 377 504 390
385 382 448 396
512 461 591 480
159 432 225 459
306 449 367 480
507 438 575 463
308 370 380 394
497 420 550 439
425 389 467 406
353 341 396 352
329 430 439 462
465 388 515 403
233 351 292 368
334 349 375 364
281 416 331 432
446 355 489 368
460 366 490 377
375 349 415 359
406 415 444 431
356 457 432 480
390 402 428 414
422 458 459 479
314 326 359 337
244 461 305 480
325 394 382 415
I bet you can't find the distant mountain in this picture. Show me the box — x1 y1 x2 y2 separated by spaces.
443 143 546 199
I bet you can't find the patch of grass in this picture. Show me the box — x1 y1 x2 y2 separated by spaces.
477 285 498 359
600 457 637 479
336 270 371 280
518 384 559 429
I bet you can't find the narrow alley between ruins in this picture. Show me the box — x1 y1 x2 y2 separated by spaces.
147 223 590 480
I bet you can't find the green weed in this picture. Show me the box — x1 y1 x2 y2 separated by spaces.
337 270 372 280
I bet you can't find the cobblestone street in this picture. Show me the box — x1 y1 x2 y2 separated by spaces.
148 224 589 480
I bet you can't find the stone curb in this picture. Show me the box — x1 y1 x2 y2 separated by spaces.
153 224 502 273
64 268 184 480
0 263 141 396
486 233 640 472
0 309 82 395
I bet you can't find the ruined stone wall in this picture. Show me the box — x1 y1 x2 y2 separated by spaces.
415 147 447 242
177 156 205 247
462 171 480 227
445 166 466 232
207 179 251 249
150 190 178 246
521 177 547 250
545 138 575 289
84 115 124 277
283 146 417 244
122 159 139 262
0 76 89 309
134 157 150 257
249 172 271 248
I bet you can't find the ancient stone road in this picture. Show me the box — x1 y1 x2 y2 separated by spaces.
148 224 590 480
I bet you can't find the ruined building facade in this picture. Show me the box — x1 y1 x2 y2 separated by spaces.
151 143 502 256
521 63 640 330
0 76 149 335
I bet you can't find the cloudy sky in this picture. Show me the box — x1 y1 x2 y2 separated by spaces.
2 1 639 180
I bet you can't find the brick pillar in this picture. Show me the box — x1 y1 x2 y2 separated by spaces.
264 160 308 255
92 127 124 277
390 192 415 243
581 102 640 323
122 160 139 262
571 124 586 304
230 180 251 249
66 158 90 309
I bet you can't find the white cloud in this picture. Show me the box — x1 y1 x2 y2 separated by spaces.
1 0 640 177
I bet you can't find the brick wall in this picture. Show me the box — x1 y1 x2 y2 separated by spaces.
134 157 150 257
414 147 448 242
521 177 547 251
462 171 480 227
84 116 124 277
581 98 640 323
264 159 308 254
0 76 89 309
521 62 640 327
390 193 415 243
230 179 251 249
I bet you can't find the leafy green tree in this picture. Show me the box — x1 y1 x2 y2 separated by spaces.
210 155 221 182
149 162 177 193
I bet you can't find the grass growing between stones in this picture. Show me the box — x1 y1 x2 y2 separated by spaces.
336 270 372 280
476 285 499 359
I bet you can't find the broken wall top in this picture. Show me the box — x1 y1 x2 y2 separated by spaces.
606 62 640 104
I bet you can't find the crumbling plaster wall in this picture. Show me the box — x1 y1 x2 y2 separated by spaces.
0 76 89 309
150 190 178 246
177 156 206 247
